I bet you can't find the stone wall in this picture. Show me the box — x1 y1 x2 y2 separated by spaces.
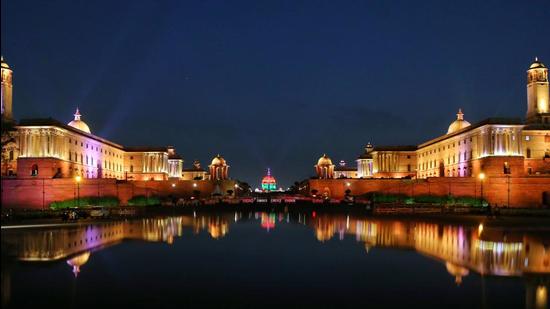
308 176 550 208
1 178 236 209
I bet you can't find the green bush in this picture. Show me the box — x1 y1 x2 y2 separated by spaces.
127 195 161 206
50 196 119 210
361 192 488 207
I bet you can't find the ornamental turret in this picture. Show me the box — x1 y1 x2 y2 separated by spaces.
526 57 549 124
1 56 14 122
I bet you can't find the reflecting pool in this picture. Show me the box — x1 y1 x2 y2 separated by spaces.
2 212 549 308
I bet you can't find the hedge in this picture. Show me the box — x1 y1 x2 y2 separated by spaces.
127 195 161 206
50 196 119 210
361 192 487 207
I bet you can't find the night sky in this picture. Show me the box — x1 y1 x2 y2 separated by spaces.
2 0 549 187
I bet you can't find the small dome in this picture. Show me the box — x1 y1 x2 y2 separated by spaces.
211 154 226 166
447 108 470 134
67 108 91 134
529 57 546 69
67 251 91 277
317 154 333 166
1 56 10 69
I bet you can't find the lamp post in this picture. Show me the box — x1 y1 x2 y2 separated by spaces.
145 179 149 206
75 175 82 208
478 172 485 206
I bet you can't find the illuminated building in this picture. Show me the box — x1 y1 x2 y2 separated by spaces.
334 160 358 178
315 58 550 179
167 146 183 179
0 57 226 181
261 168 277 191
315 154 335 179
209 154 229 180
182 160 209 180
356 143 374 178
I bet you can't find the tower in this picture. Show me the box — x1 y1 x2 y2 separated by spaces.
1 56 14 123
526 57 549 124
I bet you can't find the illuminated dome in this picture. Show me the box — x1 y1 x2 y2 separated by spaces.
261 168 277 191
447 108 470 134
67 108 91 134
445 262 469 285
1 56 10 69
317 154 333 166
529 57 546 69
211 154 226 166
67 251 91 277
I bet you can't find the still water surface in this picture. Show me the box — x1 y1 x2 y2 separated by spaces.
2 211 549 308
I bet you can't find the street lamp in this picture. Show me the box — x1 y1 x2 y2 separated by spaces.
478 172 485 206
75 175 82 207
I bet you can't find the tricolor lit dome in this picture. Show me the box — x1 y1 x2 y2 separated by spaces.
261 168 277 191
68 108 91 134
447 108 470 134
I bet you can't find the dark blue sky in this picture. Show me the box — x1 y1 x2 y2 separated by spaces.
2 0 549 187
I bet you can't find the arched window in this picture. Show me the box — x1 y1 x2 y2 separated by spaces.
31 164 39 176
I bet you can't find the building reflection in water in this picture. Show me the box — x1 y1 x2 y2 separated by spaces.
2 212 549 308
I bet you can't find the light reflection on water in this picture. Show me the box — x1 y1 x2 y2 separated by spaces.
2 212 549 308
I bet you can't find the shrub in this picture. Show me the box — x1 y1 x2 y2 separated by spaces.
50 196 119 210
127 195 161 206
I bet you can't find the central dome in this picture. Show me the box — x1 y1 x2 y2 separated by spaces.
317 154 333 166
67 108 91 134
261 168 277 191
447 109 470 134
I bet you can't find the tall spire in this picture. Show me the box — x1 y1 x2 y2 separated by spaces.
456 108 464 120
267 167 271 176
74 108 82 121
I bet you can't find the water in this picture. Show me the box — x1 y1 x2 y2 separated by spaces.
2 211 549 308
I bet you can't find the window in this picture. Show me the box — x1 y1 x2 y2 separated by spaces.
407 155 410 159
526 148 531 158
31 164 39 176
80 154 83 163
407 164 411 172
130 165 134 172
69 152 72 161
9 150 14 160
525 136 530 141
130 156 133 160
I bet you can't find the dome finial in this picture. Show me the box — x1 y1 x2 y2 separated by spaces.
267 167 271 176
535 56 538 62
456 108 464 120
74 107 81 121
